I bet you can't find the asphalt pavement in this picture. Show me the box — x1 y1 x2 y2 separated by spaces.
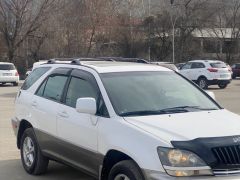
0 79 240 180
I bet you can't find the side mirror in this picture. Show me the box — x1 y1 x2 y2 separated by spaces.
76 97 97 115
206 91 216 100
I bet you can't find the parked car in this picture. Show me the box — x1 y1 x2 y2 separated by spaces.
232 63 240 79
12 59 240 180
175 62 186 70
179 60 232 89
151 62 179 72
0 62 19 86
25 68 32 77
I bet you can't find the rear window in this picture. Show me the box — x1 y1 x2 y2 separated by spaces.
21 67 51 90
0 64 15 70
210 62 227 68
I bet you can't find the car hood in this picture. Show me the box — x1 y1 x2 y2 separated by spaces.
124 109 240 145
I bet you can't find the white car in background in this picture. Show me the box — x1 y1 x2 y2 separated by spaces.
0 62 19 86
179 60 232 89
25 61 47 77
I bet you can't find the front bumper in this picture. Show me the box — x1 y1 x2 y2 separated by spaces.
143 169 240 180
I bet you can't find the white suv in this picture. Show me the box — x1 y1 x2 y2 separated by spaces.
0 62 19 86
179 60 232 89
12 59 240 180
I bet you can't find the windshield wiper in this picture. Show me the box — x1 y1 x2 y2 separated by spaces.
119 106 218 117
161 106 218 111
119 108 188 117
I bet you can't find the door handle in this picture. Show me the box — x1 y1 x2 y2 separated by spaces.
31 101 38 107
58 111 69 118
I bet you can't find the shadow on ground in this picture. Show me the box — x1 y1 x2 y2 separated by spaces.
0 159 94 180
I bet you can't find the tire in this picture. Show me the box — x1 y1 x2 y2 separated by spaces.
13 82 18 86
218 83 228 89
232 75 236 79
20 128 49 175
108 160 144 180
197 77 208 89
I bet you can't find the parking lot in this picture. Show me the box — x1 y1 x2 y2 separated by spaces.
0 79 240 180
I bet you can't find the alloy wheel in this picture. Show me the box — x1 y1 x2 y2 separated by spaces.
23 137 35 167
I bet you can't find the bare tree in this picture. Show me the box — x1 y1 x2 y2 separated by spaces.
0 0 58 62
210 0 240 63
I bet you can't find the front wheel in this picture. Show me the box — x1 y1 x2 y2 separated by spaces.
20 128 49 175
218 83 228 89
108 160 144 180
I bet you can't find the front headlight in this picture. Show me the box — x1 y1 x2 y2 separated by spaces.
157 147 213 177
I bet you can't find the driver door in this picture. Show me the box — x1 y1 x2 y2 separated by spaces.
56 69 109 177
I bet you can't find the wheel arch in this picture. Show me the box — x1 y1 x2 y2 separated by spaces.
17 119 33 149
101 149 144 180
197 75 208 81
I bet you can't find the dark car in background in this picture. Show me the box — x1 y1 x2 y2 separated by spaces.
232 63 240 79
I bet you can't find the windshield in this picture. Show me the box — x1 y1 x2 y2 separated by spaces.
101 71 220 116
0 64 15 70
210 62 227 68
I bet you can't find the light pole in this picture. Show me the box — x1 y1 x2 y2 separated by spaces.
148 0 151 62
170 0 176 64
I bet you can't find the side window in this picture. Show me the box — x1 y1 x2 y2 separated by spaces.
191 62 205 69
21 67 51 90
65 74 109 117
237 64 240 69
181 63 192 70
37 75 68 102
36 80 47 96
65 77 98 107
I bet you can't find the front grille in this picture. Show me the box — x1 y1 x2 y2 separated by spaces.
212 146 240 165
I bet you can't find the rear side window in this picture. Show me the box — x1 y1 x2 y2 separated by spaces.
39 75 68 102
0 64 15 70
191 62 205 69
210 62 227 68
21 67 50 90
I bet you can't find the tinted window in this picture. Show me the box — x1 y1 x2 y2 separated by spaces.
22 67 50 90
42 75 68 102
65 76 109 117
210 62 227 68
36 80 47 96
0 64 15 70
66 77 98 107
191 63 205 69
236 64 240 69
